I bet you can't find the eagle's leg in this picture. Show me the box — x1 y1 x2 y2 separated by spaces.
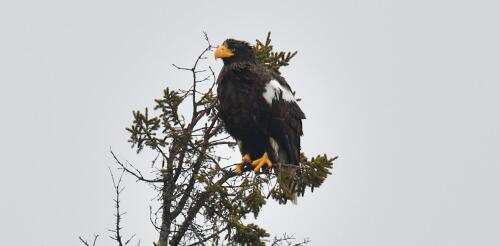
251 152 273 173
236 154 252 174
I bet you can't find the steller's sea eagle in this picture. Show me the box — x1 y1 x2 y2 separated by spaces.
215 39 305 174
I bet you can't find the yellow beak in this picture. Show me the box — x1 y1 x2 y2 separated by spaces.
214 44 234 59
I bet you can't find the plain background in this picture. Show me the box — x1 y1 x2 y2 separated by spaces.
1 0 499 245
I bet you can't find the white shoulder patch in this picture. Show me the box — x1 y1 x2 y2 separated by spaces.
262 80 296 105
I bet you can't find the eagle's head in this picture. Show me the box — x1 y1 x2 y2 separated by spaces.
214 39 255 65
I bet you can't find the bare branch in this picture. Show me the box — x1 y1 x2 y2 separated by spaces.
108 168 125 246
111 149 163 183
78 235 99 246
149 205 161 232
171 64 192 71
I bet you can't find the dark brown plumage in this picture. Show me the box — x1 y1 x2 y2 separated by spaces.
215 39 305 174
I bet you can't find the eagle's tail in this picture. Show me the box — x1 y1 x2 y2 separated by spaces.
271 137 301 204
278 166 298 204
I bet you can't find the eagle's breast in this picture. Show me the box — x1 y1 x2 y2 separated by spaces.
217 70 270 139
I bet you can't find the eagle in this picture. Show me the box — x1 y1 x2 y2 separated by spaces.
214 39 305 175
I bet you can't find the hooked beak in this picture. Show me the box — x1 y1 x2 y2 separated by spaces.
214 44 234 59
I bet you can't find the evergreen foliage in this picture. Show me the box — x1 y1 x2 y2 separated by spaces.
254 32 298 74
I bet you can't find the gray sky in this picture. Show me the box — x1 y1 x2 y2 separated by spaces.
1 0 499 245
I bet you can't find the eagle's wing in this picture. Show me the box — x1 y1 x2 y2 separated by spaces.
232 63 305 165
261 72 306 165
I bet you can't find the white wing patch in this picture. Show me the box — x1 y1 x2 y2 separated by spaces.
269 137 280 159
263 80 296 105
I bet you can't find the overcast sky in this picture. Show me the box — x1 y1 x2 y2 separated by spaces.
1 0 499 245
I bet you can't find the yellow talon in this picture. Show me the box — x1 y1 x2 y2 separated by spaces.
235 165 242 174
236 154 252 174
252 152 273 173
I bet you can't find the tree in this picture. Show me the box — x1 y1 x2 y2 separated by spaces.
80 32 337 246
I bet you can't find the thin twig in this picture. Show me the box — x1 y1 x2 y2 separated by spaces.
110 149 163 183
109 168 125 246
78 234 99 246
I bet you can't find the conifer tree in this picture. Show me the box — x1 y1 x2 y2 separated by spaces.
80 32 337 246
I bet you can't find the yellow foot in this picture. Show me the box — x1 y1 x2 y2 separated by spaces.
235 154 252 174
251 152 273 173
